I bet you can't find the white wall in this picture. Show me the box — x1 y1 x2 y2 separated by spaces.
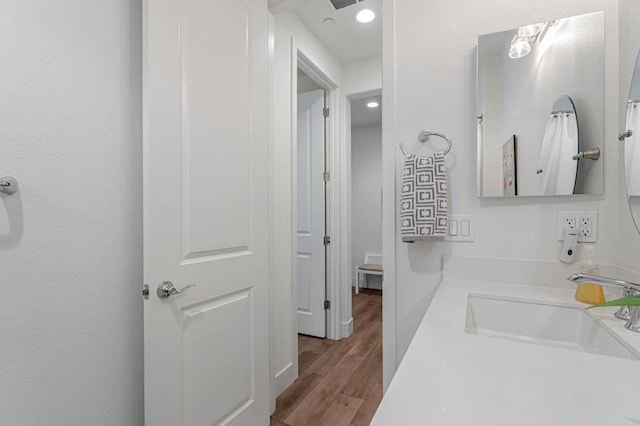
480 13 605 196
343 55 382 96
0 1 143 424
383 0 620 389
270 10 343 397
351 124 383 289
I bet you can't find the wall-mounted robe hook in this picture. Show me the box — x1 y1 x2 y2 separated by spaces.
0 177 19 195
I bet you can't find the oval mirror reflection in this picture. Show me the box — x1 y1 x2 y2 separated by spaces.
624 50 640 230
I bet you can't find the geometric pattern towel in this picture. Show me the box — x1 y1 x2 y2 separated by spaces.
401 152 448 242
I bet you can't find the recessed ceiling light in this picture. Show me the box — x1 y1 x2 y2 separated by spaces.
323 17 335 26
367 101 379 108
355 8 376 24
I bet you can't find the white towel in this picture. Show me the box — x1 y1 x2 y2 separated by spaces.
401 153 448 242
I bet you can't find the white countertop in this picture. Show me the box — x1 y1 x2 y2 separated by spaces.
372 279 640 426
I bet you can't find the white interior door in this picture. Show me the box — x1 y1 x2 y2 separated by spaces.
296 89 326 338
143 0 269 424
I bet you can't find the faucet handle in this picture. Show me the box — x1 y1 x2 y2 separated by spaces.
615 289 634 320
625 307 640 332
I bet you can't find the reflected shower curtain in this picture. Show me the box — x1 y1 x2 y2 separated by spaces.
625 101 640 196
537 113 578 195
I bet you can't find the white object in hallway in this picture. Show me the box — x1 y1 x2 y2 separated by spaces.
355 252 383 294
297 89 327 338
143 0 269 424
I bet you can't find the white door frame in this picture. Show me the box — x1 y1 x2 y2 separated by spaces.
294 50 346 342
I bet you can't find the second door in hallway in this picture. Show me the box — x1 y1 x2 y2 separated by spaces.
297 88 326 338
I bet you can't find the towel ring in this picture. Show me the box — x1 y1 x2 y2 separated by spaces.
399 131 453 156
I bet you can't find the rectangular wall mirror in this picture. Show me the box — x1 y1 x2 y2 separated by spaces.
477 11 604 197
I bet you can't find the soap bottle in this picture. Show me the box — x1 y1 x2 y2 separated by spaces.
574 245 605 304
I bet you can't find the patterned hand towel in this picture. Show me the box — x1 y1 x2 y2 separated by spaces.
401 153 448 242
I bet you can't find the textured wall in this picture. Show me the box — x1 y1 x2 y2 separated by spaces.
0 1 143 424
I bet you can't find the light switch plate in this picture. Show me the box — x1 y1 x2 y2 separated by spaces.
446 215 474 242
557 211 598 243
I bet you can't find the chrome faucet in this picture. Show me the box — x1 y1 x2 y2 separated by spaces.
567 273 640 332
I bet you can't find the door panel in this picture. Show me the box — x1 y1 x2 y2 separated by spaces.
182 290 252 425
181 0 251 259
144 0 269 424
296 89 326 338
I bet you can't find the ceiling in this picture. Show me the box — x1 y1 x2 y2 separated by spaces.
351 95 381 128
294 0 382 63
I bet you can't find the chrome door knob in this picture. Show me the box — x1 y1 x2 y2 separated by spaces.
156 281 196 299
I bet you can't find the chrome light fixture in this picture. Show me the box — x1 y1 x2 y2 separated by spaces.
509 36 532 59
508 22 553 59
517 23 545 38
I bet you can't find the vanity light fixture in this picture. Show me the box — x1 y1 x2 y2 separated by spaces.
518 23 545 38
509 22 554 59
367 101 379 108
355 8 376 23
508 36 532 59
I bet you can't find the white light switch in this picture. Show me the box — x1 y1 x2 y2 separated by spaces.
460 220 471 237
445 215 474 242
449 220 458 236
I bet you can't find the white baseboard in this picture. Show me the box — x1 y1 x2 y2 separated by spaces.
341 317 354 338
275 362 297 397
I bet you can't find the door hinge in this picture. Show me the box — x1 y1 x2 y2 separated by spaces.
142 284 149 300
323 171 330 182
324 300 331 310
323 235 331 246
323 107 330 118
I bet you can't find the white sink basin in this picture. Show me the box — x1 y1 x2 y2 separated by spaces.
465 294 640 360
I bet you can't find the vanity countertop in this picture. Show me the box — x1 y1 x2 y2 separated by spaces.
371 279 640 426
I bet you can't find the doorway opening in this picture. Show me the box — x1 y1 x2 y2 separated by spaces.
270 0 383 423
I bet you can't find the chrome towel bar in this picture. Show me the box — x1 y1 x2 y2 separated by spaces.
400 131 453 157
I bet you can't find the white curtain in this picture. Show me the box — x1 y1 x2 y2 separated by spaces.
537 113 578 195
625 101 640 196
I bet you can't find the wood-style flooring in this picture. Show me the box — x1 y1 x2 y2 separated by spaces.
271 289 382 426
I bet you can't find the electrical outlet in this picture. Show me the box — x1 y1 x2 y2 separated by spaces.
558 211 577 239
566 216 577 230
577 212 597 243
557 211 598 243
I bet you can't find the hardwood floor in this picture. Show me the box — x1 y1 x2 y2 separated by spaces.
271 289 382 426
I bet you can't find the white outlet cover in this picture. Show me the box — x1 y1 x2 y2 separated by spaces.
557 211 598 243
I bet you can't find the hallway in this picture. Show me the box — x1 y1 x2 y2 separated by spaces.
271 289 382 425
